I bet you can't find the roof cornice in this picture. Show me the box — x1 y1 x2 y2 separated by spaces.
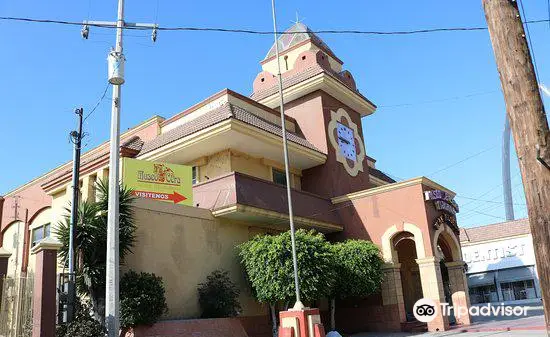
331 177 456 204
257 72 376 116
161 88 296 129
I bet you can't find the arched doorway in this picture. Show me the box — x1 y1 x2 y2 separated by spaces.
394 232 423 320
437 236 455 324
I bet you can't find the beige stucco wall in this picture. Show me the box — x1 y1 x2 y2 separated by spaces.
3 221 25 277
231 151 271 181
193 149 301 189
123 198 268 319
198 150 232 183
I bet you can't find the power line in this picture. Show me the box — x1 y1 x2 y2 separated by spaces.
0 16 548 35
518 0 541 83
470 210 506 221
379 90 499 108
457 195 526 206
83 79 111 123
427 144 498 177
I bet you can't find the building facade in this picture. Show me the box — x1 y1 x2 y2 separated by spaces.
460 219 542 305
0 23 471 334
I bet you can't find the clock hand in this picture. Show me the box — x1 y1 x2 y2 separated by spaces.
338 136 350 145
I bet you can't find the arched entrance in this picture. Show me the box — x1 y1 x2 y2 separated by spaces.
394 232 423 320
434 226 472 326
437 236 455 324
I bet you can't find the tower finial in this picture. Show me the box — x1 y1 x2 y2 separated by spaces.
292 11 306 27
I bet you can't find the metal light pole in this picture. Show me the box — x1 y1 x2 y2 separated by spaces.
502 116 515 221
104 0 124 334
80 2 157 335
68 107 84 323
270 0 304 310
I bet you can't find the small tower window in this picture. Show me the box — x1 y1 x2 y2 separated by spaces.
284 55 289 71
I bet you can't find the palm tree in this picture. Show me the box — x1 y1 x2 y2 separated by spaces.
56 179 137 322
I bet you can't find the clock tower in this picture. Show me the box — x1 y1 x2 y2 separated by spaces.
251 23 381 198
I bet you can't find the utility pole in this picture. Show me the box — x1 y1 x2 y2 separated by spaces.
483 0 550 331
67 107 83 323
270 0 304 311
11 196 21 272
81 3 157 335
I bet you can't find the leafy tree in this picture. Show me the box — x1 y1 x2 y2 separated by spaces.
198 270 241 318
56 179 137 322
329 240 383 330
238 229 335 335
120 270 168 327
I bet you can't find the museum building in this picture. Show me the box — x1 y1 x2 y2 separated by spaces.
460 218 542 305
0 23 471 334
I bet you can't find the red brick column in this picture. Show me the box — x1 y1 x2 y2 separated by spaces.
31 237 62 337
279 308 326 337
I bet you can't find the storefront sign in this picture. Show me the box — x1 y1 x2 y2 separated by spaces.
462 236 536 274
122 158 193 206
425 190 459 216
425 190 459 212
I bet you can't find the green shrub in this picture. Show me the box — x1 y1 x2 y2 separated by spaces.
120 270 167 327
198 270 241 318
57 303 105 337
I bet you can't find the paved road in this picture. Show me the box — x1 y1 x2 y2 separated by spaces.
352 331 548 337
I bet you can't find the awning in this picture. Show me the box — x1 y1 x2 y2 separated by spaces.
496 266 535 283
468 272 496 287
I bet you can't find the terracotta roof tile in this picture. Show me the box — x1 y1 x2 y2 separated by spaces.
122 136 145 151
459 218 530 243
41 137 145 187
139 103 321 155
369 168 396 184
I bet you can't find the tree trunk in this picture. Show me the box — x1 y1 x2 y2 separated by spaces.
483 0 550 330
330 298 336 331
270 304 278 337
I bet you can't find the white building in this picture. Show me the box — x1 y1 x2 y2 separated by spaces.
460 218 542 305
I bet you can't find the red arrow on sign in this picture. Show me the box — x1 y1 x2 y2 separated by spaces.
133 190 188 204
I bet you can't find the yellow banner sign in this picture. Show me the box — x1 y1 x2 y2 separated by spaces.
122 158 193 206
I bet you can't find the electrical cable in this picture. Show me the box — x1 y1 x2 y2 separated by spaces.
83 82 111 123
518 0 541 83
379 90 499 108
457 195 526 206
426 144 498 177
0 16 548 35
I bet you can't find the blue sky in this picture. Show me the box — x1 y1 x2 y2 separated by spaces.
1 0 548 228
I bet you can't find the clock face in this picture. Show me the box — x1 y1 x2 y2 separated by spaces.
336 122 357 161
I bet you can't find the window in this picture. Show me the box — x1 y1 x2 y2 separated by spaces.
32 223 51 247
192 166 198 185
272 169 287 186
469 284 498 304
500 280 537 301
